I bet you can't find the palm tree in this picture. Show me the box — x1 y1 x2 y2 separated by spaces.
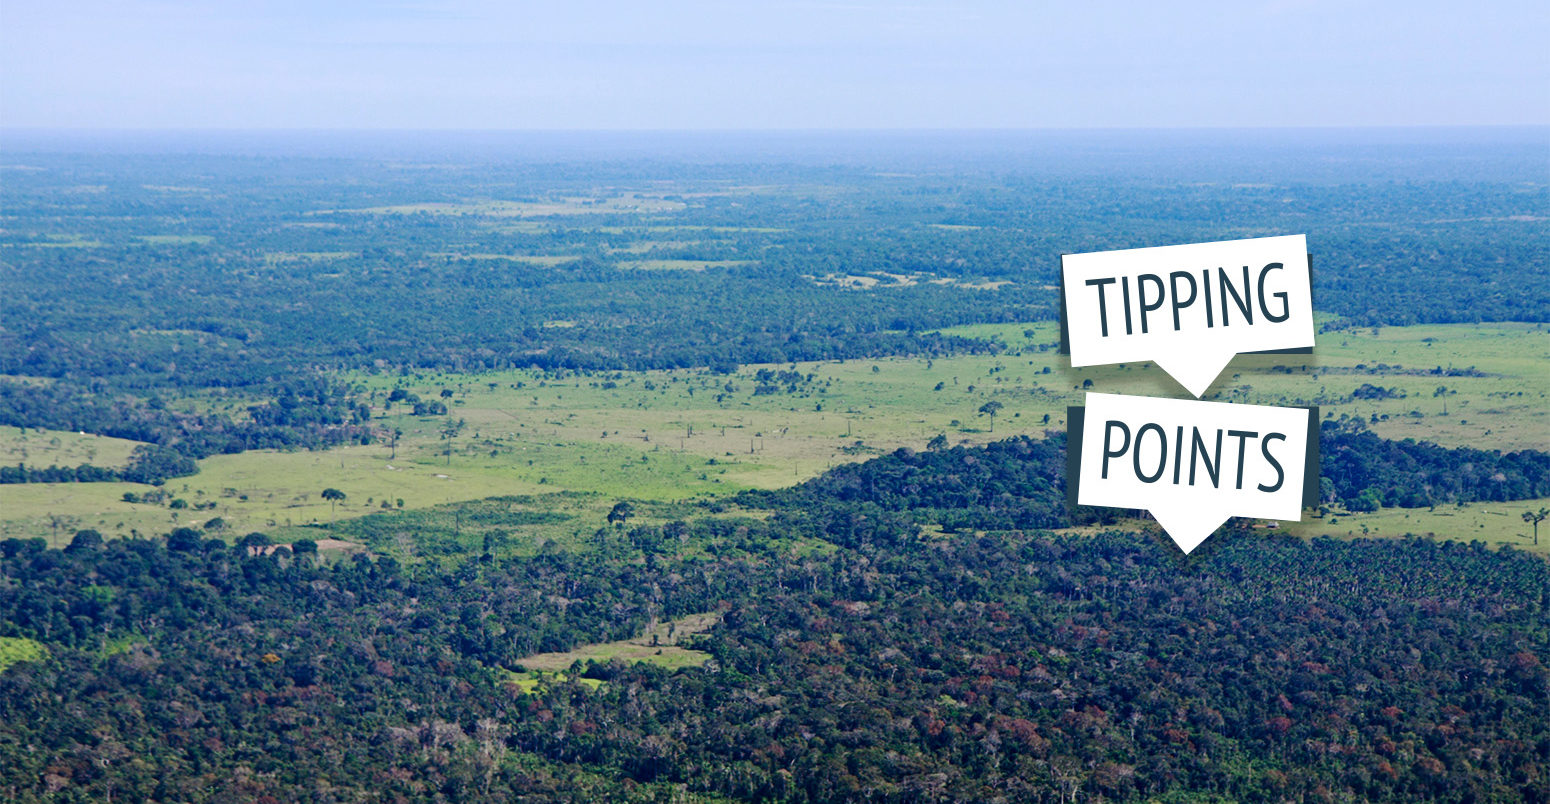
1522 507 1548 546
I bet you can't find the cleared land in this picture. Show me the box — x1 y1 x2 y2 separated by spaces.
2 323 1544 553
1060 497 1550 557
0 427 143 469
1283 495 1550 553
0 636 47 673
505 612 721 692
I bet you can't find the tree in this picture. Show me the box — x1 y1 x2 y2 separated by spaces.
45 513 78 549
1523 507 1548 546
978 401 1003 433
238 532 271 553
321 488 347 520
168 527 203 552
607 501 634 528
390 427 403 459
927 433 948 451
440 419 465 465
66 529 104 553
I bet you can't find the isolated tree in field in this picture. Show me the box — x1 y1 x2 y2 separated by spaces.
1523 508 1548 546
978 401 1003 432
608 501 634 528
440 419 465 465
45 513 79 549
390 427 403 459
321 488 346 520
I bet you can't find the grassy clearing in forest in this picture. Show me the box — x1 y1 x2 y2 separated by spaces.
0 636 47 673
1283 495 1550 554
1 323 1543 551
1058 497 1550 557
504 612 721 692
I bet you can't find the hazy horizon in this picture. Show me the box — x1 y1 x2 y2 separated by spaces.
3 1 1546 130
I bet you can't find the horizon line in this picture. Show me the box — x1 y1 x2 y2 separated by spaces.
4 124 1548 134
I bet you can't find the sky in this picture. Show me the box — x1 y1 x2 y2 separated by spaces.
1 0 1547 130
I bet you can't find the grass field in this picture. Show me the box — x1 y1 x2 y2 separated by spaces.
504 611 720 692
1283 495 1550 553
0 636 47 673
0 427 143 469
936 321 1548 452
1059 496 1550 557
2 323 1544 552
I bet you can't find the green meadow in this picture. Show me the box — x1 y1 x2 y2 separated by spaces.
503 612 720 693
1 427 143 469
0 636 47 673
2 323 1544 552
1283 495 1550 553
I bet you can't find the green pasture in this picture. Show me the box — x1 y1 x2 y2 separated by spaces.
503 611 720 693
1284 495 1550 554
0 427 142 469
1063 497 1550 557
1 323 1543 553
936 321 1548 452
0 637 47 673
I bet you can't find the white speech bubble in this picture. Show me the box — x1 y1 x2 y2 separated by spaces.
1062 235 1314 397
1074 392 1312 554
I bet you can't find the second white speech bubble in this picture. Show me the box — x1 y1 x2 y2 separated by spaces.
1072 392 1316 555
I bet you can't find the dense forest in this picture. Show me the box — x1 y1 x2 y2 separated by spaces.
742 425 1550 532
2 464 1546 802
0 378 373 483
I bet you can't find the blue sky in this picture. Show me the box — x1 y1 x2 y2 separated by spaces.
2 0 1546 129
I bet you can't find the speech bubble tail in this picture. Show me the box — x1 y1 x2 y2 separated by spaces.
1150 506 1228 555
1154 353 1231 398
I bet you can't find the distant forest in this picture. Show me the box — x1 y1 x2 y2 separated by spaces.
2 152 1545 395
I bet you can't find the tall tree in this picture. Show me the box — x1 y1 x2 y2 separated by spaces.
321 487 346 521
978 400 1003 433
1523 507 1548 546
